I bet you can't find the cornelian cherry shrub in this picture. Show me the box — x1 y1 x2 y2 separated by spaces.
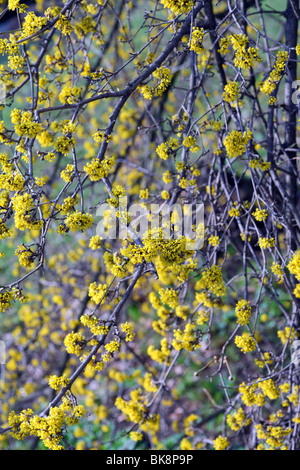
0 0 300 451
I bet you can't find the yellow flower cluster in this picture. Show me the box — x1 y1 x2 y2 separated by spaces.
252 208 268 221
235 333 256 353
8 0 28 11
56 14 73 36
54 135 77 155
239 382 263 407
48 374 70 391
228 203 241 218
0 290 15 312
147 337 171 364
120 322 135 342
260 51 288 95
60 164 74 182
80 314 109 336
183 413 198 436
162 170 173 183
0 153 21 188
195 264 226 297
160 0 193 15
172 322 200 352
148 291 172 337
255 423 292 450
65 211 93 232
93 131 112 143
107 184 127 208
141 67 173 100
12 193 42 231
230 34 261 70
0 36 25 71
121 231 195 278
156 137 179 160
0 188 10 208
60 196 78 216
115 388 160 437
255 352 273 369
181 136 199 153
64 331 85 356
208 235 220 247
218 37 231 55
258 237 275 249
223 81 240 103
219 34 261 70
287 250 300 281
110 253 127 278
84 155 115 181
74 15 96 38
226 408 250 431
196 309 210 325
88 282 107 304
15 244 34 268
277 326 299 345
130 431 143 442
11 109 43 138
235 299 252 326
0 220 11 239
190 27 205 54
140 188 149 199
259 379 280 400
19 11 47 40
249 157 271 171
81 335 122 375
235 46 261 70
59 85 81 104
224 129 252 159
213 435 230 450
239 377 280 408
8 399 86 450
159 287 179 309
89 235 102 250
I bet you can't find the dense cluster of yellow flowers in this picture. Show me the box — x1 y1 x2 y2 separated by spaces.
226 408 251 432
260 51 289 96
196 264 226 297
258 237 276 250
141 67 173 100
11 109 44 138
8 400 87 450
160 0 193 15
249 157 271 171
65 211 93 232
224 129 252 159
189 27 206 54
223 81 240 103
255 424 292 450
115 388 160 442
84 155 115 181
12 193 43 231
218 33 261 70
0 0 299 452
235 299 252 326
235 334 256 353
213 435 230 450
156 137 179 160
